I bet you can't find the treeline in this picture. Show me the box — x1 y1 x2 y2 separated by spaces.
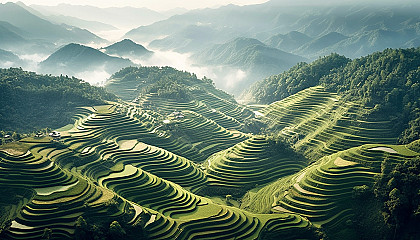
0 68 117 133
320 48 420 143
244 53 350 104
247 48 420 143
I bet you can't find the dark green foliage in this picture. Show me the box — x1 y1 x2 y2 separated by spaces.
373 156 420 238
242 118 267 134
248 47 420 143
0 68 117 133
407 140 420 153
74 216 147 240
352 185 370 199
246 53 350 104
319 48 420 143
107 66 233 102
108 221 126 239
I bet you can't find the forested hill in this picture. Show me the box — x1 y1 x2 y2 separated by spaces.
106 66 233 102
0 68 117 133
245 47 420 143
241 53 351 104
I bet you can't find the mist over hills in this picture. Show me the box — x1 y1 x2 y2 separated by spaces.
127 2 420 60
123 1 420 94
39 43 134 78
193 37 307 94
101 39 153 59
30 3 180 30
1 46 419 239
0 49 23 67
0 2 105 45
0 1 420 240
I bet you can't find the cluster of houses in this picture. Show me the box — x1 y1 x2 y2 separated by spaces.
34 131 61 140
1 131 62 145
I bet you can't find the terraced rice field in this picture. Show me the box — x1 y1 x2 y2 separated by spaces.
2 84 417 239
167 111 248 158
244 142 420 230
205 136 307 195
261 86 399 159
0 146 139 239
139 92 253 130
0 100 320 239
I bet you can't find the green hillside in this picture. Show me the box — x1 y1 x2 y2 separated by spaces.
246 48 420 145
1 47 420 239
0 103 319 239
241 141 420 239
0 68 116 134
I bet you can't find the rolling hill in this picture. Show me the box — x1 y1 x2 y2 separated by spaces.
126 2 420 60
101 39 153 59
0 2 105 45
0 21 27 49
39 43 134 77
0 68 116 134
265 31 313 53
0 49 23 68
30 3 172 30
192 37 307 94
1 46 419 240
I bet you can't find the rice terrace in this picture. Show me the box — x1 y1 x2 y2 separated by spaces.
1 0 420 240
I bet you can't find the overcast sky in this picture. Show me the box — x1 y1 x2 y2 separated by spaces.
1 0 270 11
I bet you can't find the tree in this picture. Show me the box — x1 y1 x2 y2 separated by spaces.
109 221 126 239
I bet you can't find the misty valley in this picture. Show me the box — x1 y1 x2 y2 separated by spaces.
0 1 420 240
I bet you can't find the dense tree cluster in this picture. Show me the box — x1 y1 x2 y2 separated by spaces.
373 152 420 239
247 48 420 143
107 66 233 102
0 68 116 133
74 216 148 240
319 48 420 143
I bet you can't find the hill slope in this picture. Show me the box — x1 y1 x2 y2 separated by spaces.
39 43 134 76
0 68 116 133
0 2 104 45
193 37 307 94
101 39 153 58
245 47 420 156
126 2 420 60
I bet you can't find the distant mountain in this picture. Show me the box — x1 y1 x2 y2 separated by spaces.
242 53 351 104
126 2 420 59
30 4 169 30
265 31 312 52
0 49 23 67
0 2 105 45
15 1 117 32
41 14 117 33
0 21 27 48
148 24 240 53
39 43 134 76
193 37 307 94
293 32 349 57
101 39 153 58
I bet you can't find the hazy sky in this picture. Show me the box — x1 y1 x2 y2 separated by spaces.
2 0 270 11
